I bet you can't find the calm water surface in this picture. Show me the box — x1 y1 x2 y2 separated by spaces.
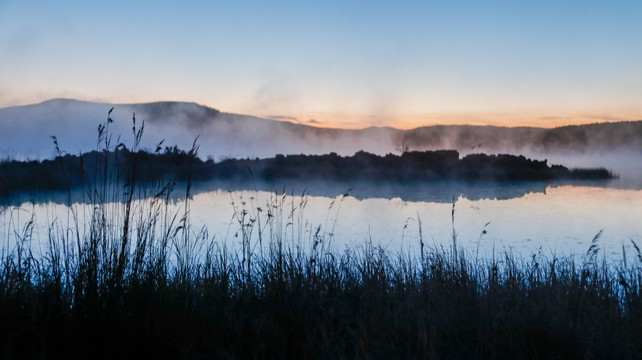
186 181 642 258
4 162 641 261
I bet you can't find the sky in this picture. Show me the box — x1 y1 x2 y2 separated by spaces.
1 0 641 129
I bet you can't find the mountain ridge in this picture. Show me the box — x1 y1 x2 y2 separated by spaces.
1 99 641 160
6 98 640 131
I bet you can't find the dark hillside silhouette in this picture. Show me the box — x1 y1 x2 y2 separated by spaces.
0 149 612 198
1 99 642 159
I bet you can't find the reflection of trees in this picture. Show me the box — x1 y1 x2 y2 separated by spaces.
1 149 612 200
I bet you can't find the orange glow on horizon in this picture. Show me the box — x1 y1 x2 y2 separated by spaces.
263 111 642 131
2 97 640 131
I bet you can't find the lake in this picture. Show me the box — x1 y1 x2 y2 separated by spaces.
3 154 641 262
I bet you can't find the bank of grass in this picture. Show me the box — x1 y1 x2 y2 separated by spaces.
2 201 642 360
1 110 641 359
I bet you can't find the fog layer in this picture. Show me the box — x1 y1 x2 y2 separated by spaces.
1 99 641 169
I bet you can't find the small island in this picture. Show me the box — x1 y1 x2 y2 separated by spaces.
0 148 613 198
213 150 612 182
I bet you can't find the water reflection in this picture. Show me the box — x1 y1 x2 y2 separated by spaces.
2 176 619 207
2 169 641 261
190 178 617 203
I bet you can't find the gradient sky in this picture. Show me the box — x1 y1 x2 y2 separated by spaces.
1 0 641 128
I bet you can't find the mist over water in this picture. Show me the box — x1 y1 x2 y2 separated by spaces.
0 99 397 160
1 99 642 260
2 99 641 167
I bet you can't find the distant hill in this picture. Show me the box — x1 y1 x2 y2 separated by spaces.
1 99 641 160
403 122 642 155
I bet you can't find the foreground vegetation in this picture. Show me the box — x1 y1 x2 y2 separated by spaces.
0 109 640 359
2 197 642 359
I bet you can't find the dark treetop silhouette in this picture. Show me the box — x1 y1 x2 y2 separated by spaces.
0 148 612 199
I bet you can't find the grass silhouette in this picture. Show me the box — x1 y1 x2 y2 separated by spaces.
0 110 640 359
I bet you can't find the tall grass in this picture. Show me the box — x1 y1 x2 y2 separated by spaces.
1 111 641 359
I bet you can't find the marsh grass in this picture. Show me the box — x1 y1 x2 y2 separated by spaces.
1 111 641 359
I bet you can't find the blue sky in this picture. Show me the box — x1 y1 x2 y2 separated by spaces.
1 0 641 128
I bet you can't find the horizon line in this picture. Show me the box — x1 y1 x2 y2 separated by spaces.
2 97 641 131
